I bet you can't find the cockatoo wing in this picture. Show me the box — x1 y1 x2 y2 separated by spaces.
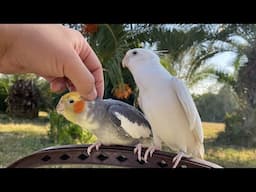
171 77 204 143
106 100 152 139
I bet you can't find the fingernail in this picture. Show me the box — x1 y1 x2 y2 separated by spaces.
86 88 97 100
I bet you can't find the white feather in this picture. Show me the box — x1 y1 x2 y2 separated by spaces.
123 48 204 159
172 78 204 143
114 112 151 139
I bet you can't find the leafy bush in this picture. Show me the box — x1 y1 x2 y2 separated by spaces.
217 41 256 147
216 108 256 147
0 76 10 112
194 85 239 122
0 86 8 112
7 79 40 118
48 111 96 145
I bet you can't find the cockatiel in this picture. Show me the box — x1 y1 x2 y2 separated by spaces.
56 92 152 160
122 48 204 168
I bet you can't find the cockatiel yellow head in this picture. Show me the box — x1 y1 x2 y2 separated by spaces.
56 92 86 122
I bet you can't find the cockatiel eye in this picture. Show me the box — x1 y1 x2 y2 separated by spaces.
69 99 74 104
132 51 137 55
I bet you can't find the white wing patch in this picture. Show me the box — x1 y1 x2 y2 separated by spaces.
114 112 151 139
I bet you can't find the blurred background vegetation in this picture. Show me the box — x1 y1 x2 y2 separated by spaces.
1 24 256 167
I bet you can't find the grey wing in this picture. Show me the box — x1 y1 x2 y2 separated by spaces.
107 102 152 139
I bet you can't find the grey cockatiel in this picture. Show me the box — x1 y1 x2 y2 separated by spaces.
56 92 152 160
122 48 204 168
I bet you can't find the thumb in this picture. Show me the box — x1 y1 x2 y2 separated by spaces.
63 51 97 100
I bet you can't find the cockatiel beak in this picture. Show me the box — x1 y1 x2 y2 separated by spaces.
122 53 129 68
56 101 64 114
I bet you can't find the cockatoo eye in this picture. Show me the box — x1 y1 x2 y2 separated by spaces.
69 99 74 104
132 51 137 55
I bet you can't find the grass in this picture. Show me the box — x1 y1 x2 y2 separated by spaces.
0 112 54 168
1 113 256 168
203 122 256 168
202 122 225 140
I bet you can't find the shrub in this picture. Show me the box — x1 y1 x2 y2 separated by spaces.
0 86 8 112
216 108 256 147
48 111 96 145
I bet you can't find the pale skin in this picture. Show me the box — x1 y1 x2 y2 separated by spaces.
0 24 104 100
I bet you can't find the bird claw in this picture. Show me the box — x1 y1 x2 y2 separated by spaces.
134 143 143 161
143 146 160 163
87 142 102 156
172 151 190 168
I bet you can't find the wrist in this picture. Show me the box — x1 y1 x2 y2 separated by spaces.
0 24 14 73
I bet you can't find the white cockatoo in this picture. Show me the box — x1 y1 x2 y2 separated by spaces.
122 48 204 168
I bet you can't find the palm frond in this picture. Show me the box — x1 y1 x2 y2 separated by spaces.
214 71 236 87
187 49 220 81
187 68 216 88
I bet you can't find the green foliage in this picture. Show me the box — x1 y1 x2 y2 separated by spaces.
0 74 67 113
224 112 245 137
0 86 8 112
83 24 156 103
86 24 138 99
36 80 68 112
217 104 256 147
7 79 40 119
194 85 239 122
151 26 210 62
151 25 238 88
33 78 52 111
216 108 256 147
217 38 256 147
48 111 96 145
160 56 177 76
0 75 13 112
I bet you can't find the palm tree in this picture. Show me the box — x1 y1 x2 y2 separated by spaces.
216 41 256 147
206 24 256 146
82 24 155 103
70 24 249 100
148 24 246 89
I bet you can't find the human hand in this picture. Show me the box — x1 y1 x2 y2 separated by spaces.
0 24 104 100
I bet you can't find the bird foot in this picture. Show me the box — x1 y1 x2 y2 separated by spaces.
143 145 161 163
172 151 191 168
87 142 102 156
134 143 143 161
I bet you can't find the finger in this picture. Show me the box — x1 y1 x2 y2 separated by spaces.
64 77 76 92
63 50 97 100
79 40 104 98
43 77 70 92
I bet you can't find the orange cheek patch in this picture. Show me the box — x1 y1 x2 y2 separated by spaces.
73 100 85 113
